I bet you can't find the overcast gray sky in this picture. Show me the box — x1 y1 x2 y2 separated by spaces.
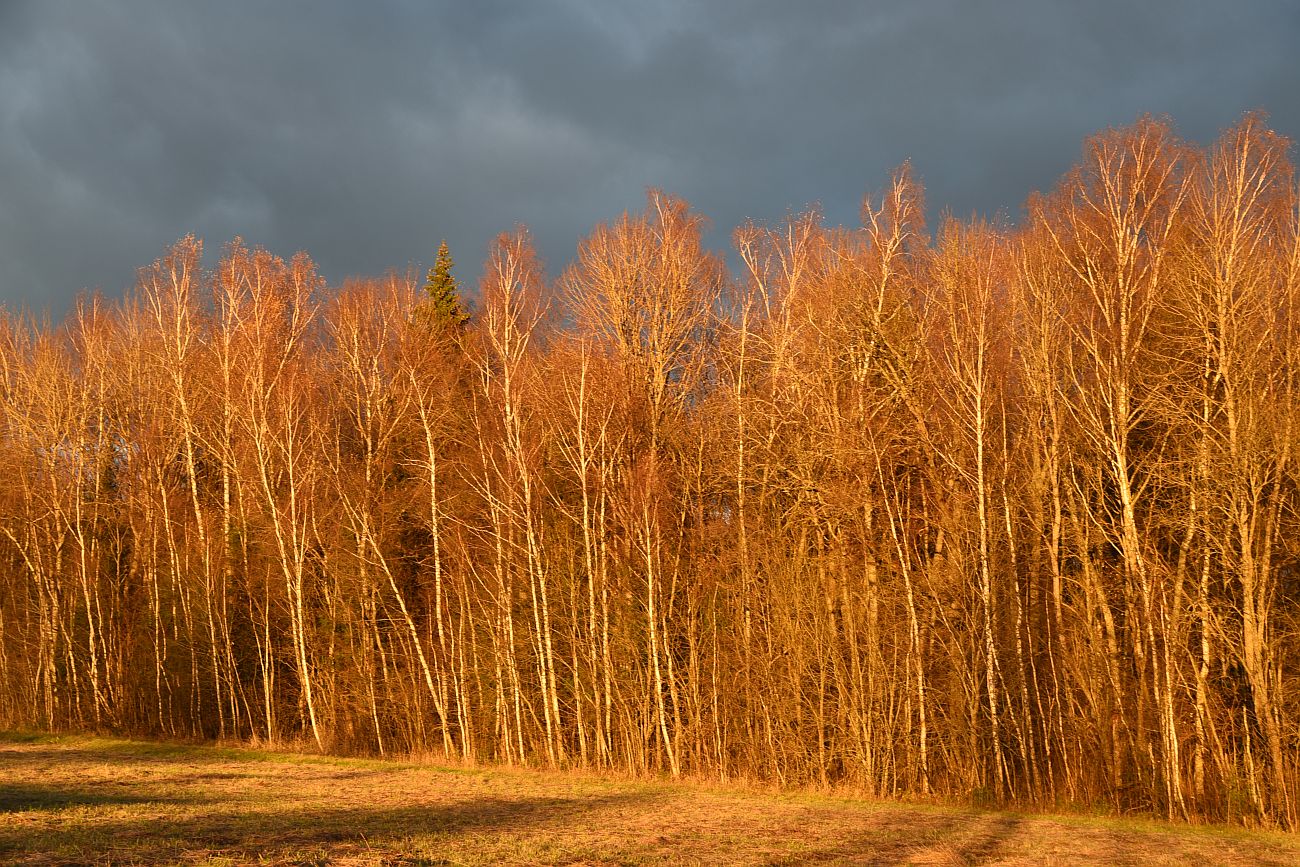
2 0 1297 315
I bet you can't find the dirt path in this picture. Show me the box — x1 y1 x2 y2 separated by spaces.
1 735 1295 865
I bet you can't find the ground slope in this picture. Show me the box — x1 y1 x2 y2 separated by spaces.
1 734 1295 865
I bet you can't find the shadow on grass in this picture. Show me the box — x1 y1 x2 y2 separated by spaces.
0 781 200 814
958 812 1021 862
0 791 656 864
0 732 58 745
785 810 966 864
0 743 241 771
783 808 1023 864
1 738 385 770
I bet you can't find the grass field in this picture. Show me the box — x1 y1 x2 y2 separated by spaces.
2 733 1297 865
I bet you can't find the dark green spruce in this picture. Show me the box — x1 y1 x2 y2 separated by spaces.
418 240 470 330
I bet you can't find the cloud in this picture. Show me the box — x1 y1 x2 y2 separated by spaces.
0 0 1296 314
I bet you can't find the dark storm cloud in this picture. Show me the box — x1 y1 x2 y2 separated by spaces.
1 0 1297 313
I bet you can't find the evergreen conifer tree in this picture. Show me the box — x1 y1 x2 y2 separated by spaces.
421 240 469 329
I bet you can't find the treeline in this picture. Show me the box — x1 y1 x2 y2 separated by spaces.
1 115 1298 827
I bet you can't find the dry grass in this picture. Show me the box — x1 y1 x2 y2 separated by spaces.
2 733 1296 865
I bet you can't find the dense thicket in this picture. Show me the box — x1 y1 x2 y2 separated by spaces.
1 116 1298 827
